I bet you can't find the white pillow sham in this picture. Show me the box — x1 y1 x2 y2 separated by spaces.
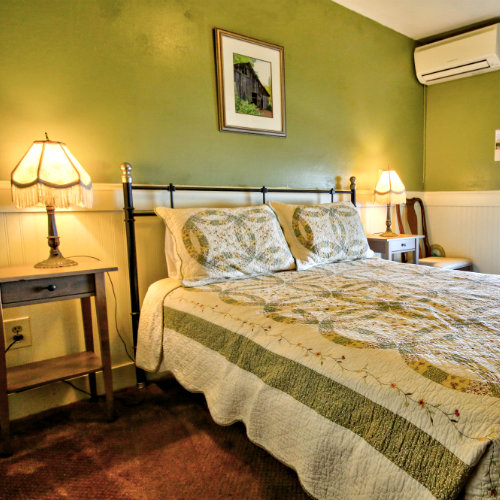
269 201 373 270
155 204 295 286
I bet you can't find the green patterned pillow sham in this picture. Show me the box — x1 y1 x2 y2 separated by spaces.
155 205 295 286
269 201 373 270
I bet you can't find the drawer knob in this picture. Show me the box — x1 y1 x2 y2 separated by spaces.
401 243 406 247
47 284 57 292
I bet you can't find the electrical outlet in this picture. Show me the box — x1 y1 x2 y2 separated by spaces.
3 317 32 350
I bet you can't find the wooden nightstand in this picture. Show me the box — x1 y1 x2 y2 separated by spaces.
0 258 118 456
366 234 425 264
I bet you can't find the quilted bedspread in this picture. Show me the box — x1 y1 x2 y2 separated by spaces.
137 258 500 500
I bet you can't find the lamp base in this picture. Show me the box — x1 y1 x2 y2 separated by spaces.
34 205 78 268
380 203 399 238
379 230 399 238
34 254 77 268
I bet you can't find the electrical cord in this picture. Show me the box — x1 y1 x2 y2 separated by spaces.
64 256 145 405
4 337 21 353
63 380 92 397
67 255 135 362
105 270 135 362
63 379 146 407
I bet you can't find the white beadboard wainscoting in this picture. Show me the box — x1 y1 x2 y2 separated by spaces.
0 181 498 419
421 191 500 275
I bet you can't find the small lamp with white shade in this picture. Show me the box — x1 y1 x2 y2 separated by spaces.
374 169 406 237
10 133 93 268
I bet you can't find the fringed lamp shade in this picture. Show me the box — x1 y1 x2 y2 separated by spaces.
374 170 406 237
11 137 93 268
11 140 92 209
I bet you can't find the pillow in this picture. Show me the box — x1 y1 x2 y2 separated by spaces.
269 201 373 270
163 225 178 278
155 204 295 286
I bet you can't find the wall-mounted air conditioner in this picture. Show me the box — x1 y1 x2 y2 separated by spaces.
414 23 500 85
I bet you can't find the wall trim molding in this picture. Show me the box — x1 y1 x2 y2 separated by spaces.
421 190 500 207
0 182 381 211
0 181 497 211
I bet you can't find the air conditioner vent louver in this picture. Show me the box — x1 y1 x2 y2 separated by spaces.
415 24 500 85
422 59 490 82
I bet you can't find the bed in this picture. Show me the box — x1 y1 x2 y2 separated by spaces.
121 164 500 500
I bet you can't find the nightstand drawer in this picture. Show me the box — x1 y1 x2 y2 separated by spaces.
389 239 416 252
1 274 95 305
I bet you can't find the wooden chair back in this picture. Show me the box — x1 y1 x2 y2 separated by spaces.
396 198 432 258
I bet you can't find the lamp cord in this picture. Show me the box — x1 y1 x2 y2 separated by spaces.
67 255 135 362
62 379 145 407
4 338 21 353
64 256 146 406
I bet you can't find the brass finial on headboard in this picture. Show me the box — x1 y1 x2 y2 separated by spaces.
349 176 356 190
120 163 133 184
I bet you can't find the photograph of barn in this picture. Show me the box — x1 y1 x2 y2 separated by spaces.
233 56 273 117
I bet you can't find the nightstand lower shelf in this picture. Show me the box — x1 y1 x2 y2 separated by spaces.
7 352 103 393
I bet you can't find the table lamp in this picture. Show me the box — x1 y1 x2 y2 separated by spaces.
374 169 406 237
11 134 93 268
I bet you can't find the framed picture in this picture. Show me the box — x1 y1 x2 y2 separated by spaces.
214 28 286 137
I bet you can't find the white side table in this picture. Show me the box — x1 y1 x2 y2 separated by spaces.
366 234 425 264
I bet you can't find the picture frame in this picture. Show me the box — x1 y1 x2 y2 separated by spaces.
214 28 286 137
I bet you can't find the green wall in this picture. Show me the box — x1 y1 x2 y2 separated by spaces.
425 71 500 191
0 0 423 190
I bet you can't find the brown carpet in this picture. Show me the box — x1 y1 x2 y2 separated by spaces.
0 379 311 500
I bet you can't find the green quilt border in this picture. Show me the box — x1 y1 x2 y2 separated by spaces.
164 305 472 500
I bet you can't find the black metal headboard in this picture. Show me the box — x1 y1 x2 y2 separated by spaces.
120 162 357 385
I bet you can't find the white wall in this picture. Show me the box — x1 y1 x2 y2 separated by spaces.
0 181 498 419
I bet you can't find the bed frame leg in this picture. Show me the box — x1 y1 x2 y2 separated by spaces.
136 368 147 389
